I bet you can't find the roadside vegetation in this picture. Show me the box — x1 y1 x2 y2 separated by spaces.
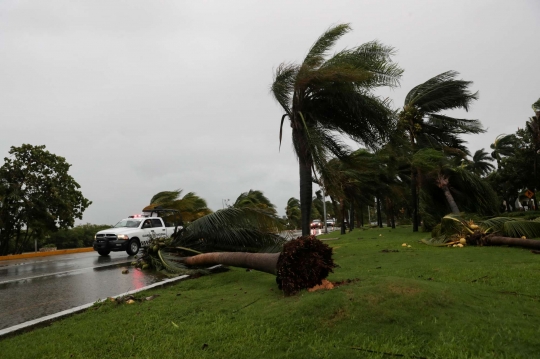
2 21 540 358
47 223 112 249
2 226 540 358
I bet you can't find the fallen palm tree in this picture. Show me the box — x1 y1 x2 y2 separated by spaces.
134 207 336 295
423 214 540 249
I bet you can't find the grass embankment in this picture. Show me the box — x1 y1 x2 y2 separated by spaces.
2 226 540 358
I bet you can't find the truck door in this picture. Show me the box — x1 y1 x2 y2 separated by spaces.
151 219 166 238
141 219 154 246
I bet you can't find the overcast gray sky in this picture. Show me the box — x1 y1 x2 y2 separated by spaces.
1 0 539 225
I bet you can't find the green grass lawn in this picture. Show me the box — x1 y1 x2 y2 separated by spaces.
2 226 540 358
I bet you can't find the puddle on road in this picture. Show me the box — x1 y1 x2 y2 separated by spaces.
0 264 169 330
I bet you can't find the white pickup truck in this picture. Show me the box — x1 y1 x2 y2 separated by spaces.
93 215 179 256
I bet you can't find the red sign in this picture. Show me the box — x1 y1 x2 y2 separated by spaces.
525 190 535 199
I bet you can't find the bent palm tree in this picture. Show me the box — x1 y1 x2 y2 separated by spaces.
271 23 403 235
411 148 498 223
465 149 495 177
399 71 483 231
490 134 516 169
144 189 212 223
285 197 301 229
233 189 277 215
526 99 540 204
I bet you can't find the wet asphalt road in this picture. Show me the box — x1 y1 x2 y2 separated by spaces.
0 251 167 330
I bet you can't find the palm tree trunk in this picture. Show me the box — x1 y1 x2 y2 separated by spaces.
340 200 346 235
534 152 538 210
411 168 419 232
441 185 460 214
385 198 391 227
184 252 280 275
388 198 396 229
299 159 313 236
376 195 383 228
349 204 355 231
487 236 540 250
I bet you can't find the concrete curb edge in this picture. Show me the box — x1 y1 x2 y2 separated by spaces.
0 265 222 338
0 248 94 261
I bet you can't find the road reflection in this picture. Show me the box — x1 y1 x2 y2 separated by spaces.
0 262 168 330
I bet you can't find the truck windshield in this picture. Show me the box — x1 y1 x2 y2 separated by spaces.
114 219 142 228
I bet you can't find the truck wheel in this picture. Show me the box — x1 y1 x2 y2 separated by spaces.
127 239 140 256
98 250 110 256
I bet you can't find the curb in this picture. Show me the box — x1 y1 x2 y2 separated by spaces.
0 248 94 261
0 265 223 338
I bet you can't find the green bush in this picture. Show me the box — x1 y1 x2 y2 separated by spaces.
48 223 112 249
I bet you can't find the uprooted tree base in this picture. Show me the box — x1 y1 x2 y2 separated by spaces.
275 236 336 295
181 236 336 295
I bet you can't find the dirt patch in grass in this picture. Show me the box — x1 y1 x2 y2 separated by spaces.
387 284 423 296
325 307 350 327
308 278 360 292
365 293 383 306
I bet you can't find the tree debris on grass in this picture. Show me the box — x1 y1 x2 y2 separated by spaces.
140 235 336 296
422 214 540 250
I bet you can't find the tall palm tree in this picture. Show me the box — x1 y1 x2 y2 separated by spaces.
465 148 495 177
233 189 277 215
398 71 483 231
526 98 540 209
144 189 212 223
490 134 516 169
411 148 498 228
285 197 301 229
321 150 382 234
271 23 403 235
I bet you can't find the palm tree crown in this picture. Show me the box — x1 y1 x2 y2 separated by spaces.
144 189 212 223
400 71 483 150
233 189 277 215
271 23 403 235
465 148 495 177
490 134 516 169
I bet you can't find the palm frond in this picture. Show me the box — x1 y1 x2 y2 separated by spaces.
176 207 286 253
532 98 540 112
309 90 396 150
427 114 484 134
411 148 444 172
479 217 518 234
502 221 540 239
303 23 351 69
440 213 472 234
450 167 499 216
317 41 402 89
405 71 478 113
156 249 210 275
233 189 277 214
465 149 494 176
421 236 454 246
271 63 299 115
149 189 182 205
